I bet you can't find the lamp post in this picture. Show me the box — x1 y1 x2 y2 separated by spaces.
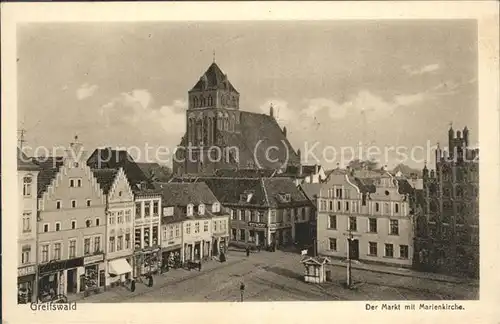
345 227 353 289
239 282 245 302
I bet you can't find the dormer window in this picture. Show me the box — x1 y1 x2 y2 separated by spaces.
187 204 194 217
279 193 291 202
212 203 220 213
240 193 253 203
199 204 205 215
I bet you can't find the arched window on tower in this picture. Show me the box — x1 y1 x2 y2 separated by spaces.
208 95 213 107
217 113 223 131
193 97 198 108
201 96 206 107
224 114 229 131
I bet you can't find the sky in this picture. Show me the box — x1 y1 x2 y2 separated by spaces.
17 20 478 170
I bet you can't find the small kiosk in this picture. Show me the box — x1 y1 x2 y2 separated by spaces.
301 256 331 284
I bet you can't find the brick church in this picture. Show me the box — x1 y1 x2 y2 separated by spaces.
173 62 301 175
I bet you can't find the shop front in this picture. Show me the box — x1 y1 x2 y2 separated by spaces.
161 244 182 272
247 222 267 248
211 235 229 256
107 256 133 287
81 254 105 295
184 240 211 262
18 265 36 304
38 257 84 302
134 247 161 277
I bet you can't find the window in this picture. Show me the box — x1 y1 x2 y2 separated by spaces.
168 225 173 238
109 237 115 253
22 213 31 233
237 210 242 221
87 199 91 207
95 218 100 226
329 201 333 211
245 210 250 222
231 210 236 220
400 245 409 259
329 238 337 251
214 221 218 232
54 243 61 260
328 215 337 229
84 238 91 255
345 202 349 211
71 220 76 229
384 203 389 214
320 200 327 211
389 220 399 235
369 218 377 233
85 219 92 228
362 194 367 206
23 176 32 196
187 204 193 216
70 179 75 187
55 222 61 232
41 244 49 262
117 236 123 251
77 179 82 187
199 204 205 215
375 203 380 212
239 229 246 241
125 210 131 223
117 211 123 224
135 203 142 219
369 242 377 256
94 236 101 252
337 201 341 211
175 225 180 237
232 228 237 240
162 228 167 241
109 213 115 225
125 234 131 249
336 188 343 198
144 202 151 216
204 221 209 232
395 203 399 213
21 246 30 264
69 240 76 258
349 217 357 231
153 201 159 216
186 223 191 234
56 201 62 209
195 222 200 233
385 244 394 258
43 224 49 233
71 200 77 208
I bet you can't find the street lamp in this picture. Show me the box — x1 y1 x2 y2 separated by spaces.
345 227 354 289
239 282 245 302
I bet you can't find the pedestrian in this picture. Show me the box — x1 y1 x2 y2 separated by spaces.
198 261 202 272
131 279 136 292
148 274 154 287
246 247 250 257
257 245 261 252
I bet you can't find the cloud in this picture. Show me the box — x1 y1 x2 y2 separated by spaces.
76 83 98 100
100 89 186 136
403 64 440 76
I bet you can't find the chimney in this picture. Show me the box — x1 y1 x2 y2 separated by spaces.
283 126 287 137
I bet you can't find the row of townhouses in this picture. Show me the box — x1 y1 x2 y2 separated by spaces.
17 139 230 304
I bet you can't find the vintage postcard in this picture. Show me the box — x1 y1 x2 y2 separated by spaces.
1 1 499 324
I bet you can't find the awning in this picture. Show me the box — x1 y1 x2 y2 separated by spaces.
108 259 132 276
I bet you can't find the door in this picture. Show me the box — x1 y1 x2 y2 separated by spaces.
66 269 77 294
348 239 360 260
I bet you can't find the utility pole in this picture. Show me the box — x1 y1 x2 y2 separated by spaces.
346 227 353 289
18 128 27 149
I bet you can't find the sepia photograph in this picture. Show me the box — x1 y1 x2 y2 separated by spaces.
2 2 499 324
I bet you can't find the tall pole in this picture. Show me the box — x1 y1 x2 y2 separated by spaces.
347 227 352 288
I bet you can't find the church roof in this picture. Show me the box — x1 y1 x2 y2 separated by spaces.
190 62 239 93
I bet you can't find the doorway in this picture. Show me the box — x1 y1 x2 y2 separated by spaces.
66 269 77 294
348 239 359 260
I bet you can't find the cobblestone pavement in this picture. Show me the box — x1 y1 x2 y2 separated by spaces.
76 250 478 303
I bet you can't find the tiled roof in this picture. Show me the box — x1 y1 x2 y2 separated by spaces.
92 168 118 195
263 178 311 207
31 156 65 198
299 183 322 201
87 148 154 192
190 63 239 93
17 148 40 171
213 168 276 178
395 178 415 195
158 182 218 207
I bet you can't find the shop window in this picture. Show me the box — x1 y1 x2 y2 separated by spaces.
23 176 32 197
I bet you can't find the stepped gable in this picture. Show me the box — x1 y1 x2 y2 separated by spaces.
31 156 65 198
92 168 119 195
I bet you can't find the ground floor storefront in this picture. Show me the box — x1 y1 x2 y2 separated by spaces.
230 221 268 248
184 240 212 262
107 256 134 288
212 235 229 256
37 254 106 301
269 226 293 248
134 247 161 277
18 265 37 303
161 245 183 272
